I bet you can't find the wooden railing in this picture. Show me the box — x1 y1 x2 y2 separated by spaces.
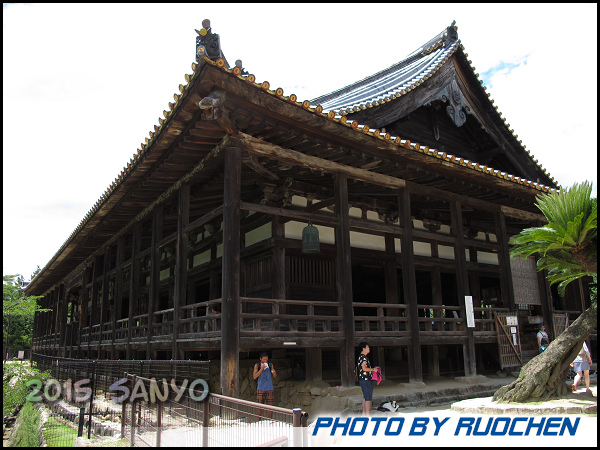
240 297 343 336
130 314 148 341
42 302 513 346
116 318 128 341
353 302 409 336
179 300 222 338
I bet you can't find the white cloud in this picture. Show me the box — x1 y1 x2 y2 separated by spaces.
3 3 597 280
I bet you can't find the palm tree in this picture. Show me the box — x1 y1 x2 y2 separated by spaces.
494 181 597 402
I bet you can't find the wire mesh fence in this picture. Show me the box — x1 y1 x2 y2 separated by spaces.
123 374 310 447
30 353 309 446
30 353 211 444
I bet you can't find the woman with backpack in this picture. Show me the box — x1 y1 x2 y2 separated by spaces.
357 342 378 416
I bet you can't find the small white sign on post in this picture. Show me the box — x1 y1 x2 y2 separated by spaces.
465 296 475 328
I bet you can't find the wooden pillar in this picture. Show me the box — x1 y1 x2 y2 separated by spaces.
98 247 111 358
450 201 476 377
221 146 241 397
112 238 125 357
148 206 163 359
77 267 91 359
88 256 101 357
494 211 516 311
173 185 189 360
430 268 442 377
384 235 399 307
305 347 322 382
335 173 355 387
272 217 286 330
399 187 422 382
127 224 141 360
58 284 67 357
537 268 555 338
272 217 286 300
376 346 386 380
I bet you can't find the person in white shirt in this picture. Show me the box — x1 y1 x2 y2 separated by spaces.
571 341 593 393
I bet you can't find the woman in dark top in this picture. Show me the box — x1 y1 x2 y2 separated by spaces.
357 342 378 416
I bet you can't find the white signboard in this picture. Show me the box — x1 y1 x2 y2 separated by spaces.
506 316 518 326
465 296 475 328
510 327 517 334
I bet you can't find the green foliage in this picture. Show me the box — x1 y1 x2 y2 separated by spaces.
3 362 51 419
510 181 597 295
43 415 78 447
9 400 41 447
4 273 46 353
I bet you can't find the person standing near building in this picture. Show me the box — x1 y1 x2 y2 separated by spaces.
537 324 550 353
571 341 593 393
253 352 277 420
357 342 378 416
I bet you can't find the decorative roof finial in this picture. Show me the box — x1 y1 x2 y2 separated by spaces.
443 20 458 46
195 19 225 63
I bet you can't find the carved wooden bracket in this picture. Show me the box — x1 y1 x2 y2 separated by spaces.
199 90 225 120
443 78 470 127
426 77 471 127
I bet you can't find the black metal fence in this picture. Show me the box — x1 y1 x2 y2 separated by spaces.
30 353 210 443
122 374 310 447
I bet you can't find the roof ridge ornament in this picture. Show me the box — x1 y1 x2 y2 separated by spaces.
443 20 458 46
196 19 228 64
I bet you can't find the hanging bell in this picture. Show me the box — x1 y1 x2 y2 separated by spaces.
301 221 320 253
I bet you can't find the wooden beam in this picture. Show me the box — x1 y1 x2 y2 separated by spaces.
232 132 542 221
241 201 337 226
183 206 224 235
500 205 545 223
232 133 406 189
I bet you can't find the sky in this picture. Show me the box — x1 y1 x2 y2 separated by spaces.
3 3 597 282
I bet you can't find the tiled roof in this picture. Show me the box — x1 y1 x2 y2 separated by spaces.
310 27 459 114
304 22 556 188
206 58 556 194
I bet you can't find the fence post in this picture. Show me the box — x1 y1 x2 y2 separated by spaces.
202 395 210 447
88 360 96 439
293 408 302 447
78 407 85 437
131 375 137 447
121 398 126 439
156 397 162 447
301 411 309 447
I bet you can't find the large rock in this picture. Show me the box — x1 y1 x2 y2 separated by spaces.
327 386 362 397
311 395 352 417
240 378 249 395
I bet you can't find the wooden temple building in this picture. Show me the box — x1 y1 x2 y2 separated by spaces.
27 21 594 396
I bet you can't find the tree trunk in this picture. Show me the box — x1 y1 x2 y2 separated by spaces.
493 301 597 403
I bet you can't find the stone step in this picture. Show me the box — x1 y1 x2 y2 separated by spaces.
345 383 506 414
